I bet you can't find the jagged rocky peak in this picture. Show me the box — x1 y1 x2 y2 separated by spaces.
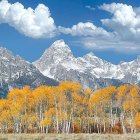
0 47 58 97
0 47 24 63
50 39 69 49
33 39 140 88
0 47 8 51
82 51 107 67
0 47 16 57
83 52 112 65
83 51 102 62
33 39 74 72
84 52 96 58
0 47 13 58
44 39 73 57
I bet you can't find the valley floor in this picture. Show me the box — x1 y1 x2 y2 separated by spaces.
0 134 139 140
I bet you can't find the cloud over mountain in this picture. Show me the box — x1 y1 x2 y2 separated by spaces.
69 3 140 52
1 0 140 53
58 3 140 52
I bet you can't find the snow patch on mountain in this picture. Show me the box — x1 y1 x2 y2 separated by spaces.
34 39 140 89
0 47 58 97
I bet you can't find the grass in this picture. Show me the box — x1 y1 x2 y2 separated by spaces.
0 133 139 140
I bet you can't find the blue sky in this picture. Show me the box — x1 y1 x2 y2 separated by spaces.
0 0 140 64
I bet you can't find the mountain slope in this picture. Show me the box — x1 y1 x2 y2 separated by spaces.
116 58 140 84
33 40 125 89
0 47 58 97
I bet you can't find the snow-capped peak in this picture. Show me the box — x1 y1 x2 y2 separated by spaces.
43 39 73 58
84 52 95 57
51 39 67 48
33 39 140 87
83 52 99 61
0 47 7 51
33 40 75 75
0 47 12 55
0 47 58 97
45 39 71 51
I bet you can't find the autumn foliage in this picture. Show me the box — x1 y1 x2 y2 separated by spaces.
0 82 140 134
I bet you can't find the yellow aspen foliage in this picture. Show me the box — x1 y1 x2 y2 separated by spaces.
0 82 140 134
134 113 140 129
72 92 83 103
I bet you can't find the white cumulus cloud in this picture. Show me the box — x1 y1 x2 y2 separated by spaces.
100 3 140 41
59 20 140 52
1 0 140 53
72 3 140 52
0 0 56 38
59 22 111 37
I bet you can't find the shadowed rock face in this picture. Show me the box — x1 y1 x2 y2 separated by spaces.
0 47 58 97
33 40 130 90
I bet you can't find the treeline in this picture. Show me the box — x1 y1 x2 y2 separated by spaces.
0 81 140 134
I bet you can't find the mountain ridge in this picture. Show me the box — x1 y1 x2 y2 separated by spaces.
0 39 139 95
34 39 137 89
0 47 58 97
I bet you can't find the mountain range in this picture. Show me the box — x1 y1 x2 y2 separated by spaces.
0 39 140 97
33 40 140 89
0 47 58 98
